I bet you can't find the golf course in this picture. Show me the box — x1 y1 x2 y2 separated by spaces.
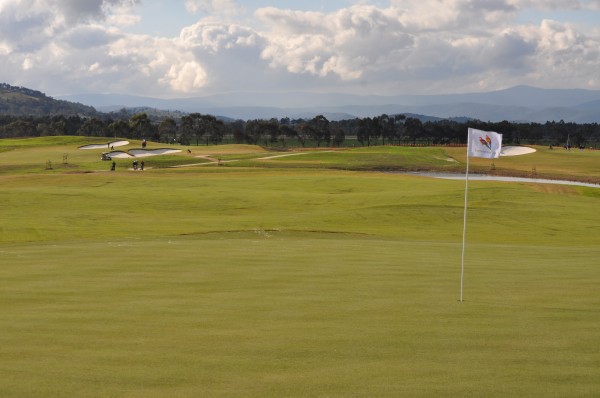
1 136 599 397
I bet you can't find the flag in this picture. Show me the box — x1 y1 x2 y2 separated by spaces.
467 128 502 159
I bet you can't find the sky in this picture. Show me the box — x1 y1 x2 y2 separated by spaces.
1 0 600 98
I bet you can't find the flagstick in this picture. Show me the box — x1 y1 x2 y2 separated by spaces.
460 142 470 303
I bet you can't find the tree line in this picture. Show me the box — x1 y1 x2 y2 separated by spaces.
0 112 598 148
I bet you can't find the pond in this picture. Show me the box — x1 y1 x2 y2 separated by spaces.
401 172 600 189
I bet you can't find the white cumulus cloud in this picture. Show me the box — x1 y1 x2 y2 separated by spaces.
257 5 413 80
185 0 243 16
1 0 600 96
162 61 208 92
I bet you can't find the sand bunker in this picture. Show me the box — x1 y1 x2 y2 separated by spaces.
107 151 134 159
128 148 182 157
95 148 182 159
500 146 537 156
79 140 130 150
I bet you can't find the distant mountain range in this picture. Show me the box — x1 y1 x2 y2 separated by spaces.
3 82 600 123
58 85 600 123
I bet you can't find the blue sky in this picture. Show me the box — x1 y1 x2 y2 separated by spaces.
127 1 391 36
1 0 600 98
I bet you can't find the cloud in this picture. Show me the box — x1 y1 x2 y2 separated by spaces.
585 0 600 10
106 1 141 26
533 19 600 86
179 19 260 53
480 30 537 69
63 25 120 49
176 20 274 92
185 0 243 16
57 0 120 23
161 61 208 92
0 0 139 53
254 1 600 93
0 1 57 53
391 0 518 32
1 0 600 96
253 2 540 91
513 0 581 10
257 5 413 80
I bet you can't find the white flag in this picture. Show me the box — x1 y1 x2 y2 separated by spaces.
467 128 502 159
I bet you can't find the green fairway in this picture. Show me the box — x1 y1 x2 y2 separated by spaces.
1 138 599 397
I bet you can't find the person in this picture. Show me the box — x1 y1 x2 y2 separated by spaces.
141 160 145 171
111 161 116 171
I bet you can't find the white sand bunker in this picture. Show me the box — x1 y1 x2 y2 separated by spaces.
107 151 134 159
79 140 130 150
500 146 537 156
128 148 182 157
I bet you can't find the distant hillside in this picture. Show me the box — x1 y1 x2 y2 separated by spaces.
0 83 98 117
105 106 188 121
60 85 600 123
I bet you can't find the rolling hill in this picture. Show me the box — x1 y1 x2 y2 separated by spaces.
0 83 98 117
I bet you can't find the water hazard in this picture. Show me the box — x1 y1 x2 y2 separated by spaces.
402 172 600 189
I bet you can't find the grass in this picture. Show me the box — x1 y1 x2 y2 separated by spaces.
446 145 600 184
1 137 599 397
240 146 460 171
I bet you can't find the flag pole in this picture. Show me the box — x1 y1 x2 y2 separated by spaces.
460 128 502 303
460 137 470 303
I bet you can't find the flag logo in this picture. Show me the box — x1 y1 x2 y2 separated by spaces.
479 135 493 152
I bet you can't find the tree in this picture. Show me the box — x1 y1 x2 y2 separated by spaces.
404 117 423 145
331 125 345 147
65 116 84 135
108 120 130 139
200 115 223 145
228 120 246 143
180 113 203 145
36 122 51 136
242 120 261 144
309 115 330 147
4 119 34 137
393 114 407 144
378 114 397 145
357 117 378 146
158 118 178 144
279 124 297 147
259 119 281 146
296 122 314 147
207 118 225 145
49 117 67 136
78 117 108 137
129 113 151 139
495 120 516 144
180 113 223 146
